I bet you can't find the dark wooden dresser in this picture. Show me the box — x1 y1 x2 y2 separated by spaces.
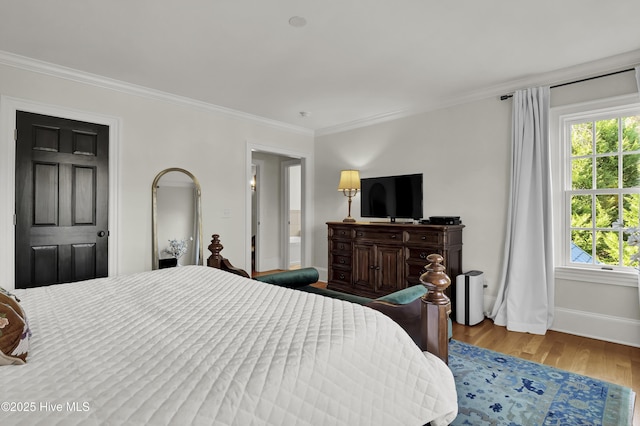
327 221 464 308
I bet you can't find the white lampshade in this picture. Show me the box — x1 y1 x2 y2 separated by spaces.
338 170 361 191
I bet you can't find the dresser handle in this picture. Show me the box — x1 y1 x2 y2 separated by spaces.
390 234 397 239
357 232 363 237
339 259 345 264
421 236 426 240
339 273 345 279
419 252 427 259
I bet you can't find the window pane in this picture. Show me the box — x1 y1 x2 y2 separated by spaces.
595 118 618 154
622 153 640 188
623 237 638 267
571 122 593 156
571 230 592 264
571 195 591 227
595 156 618 189
564 109 640 270
572 158 592 189
623 193 640 228
595 194 618 228
622 116 640 152
595 231 619 265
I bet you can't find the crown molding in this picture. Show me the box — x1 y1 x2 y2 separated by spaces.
2 49 638 139
0 50 314 136
316 49 640 136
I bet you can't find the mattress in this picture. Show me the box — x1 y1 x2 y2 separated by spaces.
3 266 457 425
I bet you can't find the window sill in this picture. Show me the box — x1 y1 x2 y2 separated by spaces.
555 266 638 287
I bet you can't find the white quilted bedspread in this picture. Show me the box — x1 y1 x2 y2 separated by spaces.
2 266 457 426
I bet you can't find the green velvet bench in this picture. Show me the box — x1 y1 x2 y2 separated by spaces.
253 267 452 344
207 234 453 361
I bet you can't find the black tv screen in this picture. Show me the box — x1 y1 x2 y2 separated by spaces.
360 173 423 221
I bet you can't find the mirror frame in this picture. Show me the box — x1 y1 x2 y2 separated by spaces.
152 167 204 270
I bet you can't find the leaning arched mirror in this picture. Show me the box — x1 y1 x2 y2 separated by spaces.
152 168 204 270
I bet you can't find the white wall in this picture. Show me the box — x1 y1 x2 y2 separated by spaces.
0 61 313 287
314 96 511 299
314 71 640 346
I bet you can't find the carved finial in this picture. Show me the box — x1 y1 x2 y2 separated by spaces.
419 254 451 305
207 234 224 268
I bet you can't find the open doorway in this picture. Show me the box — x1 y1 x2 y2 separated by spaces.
249 148 306 275
284 160 302 270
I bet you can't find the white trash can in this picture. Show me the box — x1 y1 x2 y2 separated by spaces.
455 270 484 326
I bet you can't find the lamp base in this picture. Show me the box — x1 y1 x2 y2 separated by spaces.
343 217 356 223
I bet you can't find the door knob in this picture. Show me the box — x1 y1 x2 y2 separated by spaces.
97 231 106 237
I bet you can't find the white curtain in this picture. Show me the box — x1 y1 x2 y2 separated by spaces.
490 86 553 335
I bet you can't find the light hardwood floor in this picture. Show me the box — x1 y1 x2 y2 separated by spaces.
452 319 639 425
259 274 638 423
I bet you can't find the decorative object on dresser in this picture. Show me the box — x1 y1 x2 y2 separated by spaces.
327 221 464 313
337 169 360 222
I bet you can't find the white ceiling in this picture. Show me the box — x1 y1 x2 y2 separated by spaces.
1 0 640 134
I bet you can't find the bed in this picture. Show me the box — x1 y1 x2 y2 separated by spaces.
2 257 457 425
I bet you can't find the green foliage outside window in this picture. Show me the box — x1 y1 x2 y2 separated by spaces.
570 115 640 267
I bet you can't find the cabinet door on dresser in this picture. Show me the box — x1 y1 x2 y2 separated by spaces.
375 244 405 294
353 243 375 294
353 243 405 297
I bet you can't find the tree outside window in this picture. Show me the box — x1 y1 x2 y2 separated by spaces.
569 115 640 267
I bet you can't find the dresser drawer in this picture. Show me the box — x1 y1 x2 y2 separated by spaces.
354 229 403 242
330 240 352 254
406 263 430 284
406 230 443 245
330 226 354 239
329 269 351 285
406 247 437 262
331 254 352 268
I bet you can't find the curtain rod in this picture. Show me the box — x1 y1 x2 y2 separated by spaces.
499 67 636 100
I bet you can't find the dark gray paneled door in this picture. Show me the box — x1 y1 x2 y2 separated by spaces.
15 111 109 288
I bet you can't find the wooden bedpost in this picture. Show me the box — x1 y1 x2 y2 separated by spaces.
207 234 250 278
420 254 452 365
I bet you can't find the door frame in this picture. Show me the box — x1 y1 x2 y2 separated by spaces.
251 159 264 272
246 140 313 275
282 159 301 269
0 96 121 290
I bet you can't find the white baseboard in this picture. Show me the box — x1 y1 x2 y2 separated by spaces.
316 267 328 283
479 295 640 348
551 307 640 348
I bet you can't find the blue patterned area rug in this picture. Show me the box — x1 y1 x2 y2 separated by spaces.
448 340 635 425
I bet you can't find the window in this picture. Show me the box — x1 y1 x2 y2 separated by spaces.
557 101 640 275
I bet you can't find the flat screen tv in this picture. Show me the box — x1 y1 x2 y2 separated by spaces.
360 173 423 222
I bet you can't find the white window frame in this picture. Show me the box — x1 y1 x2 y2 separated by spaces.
551 94 640 287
